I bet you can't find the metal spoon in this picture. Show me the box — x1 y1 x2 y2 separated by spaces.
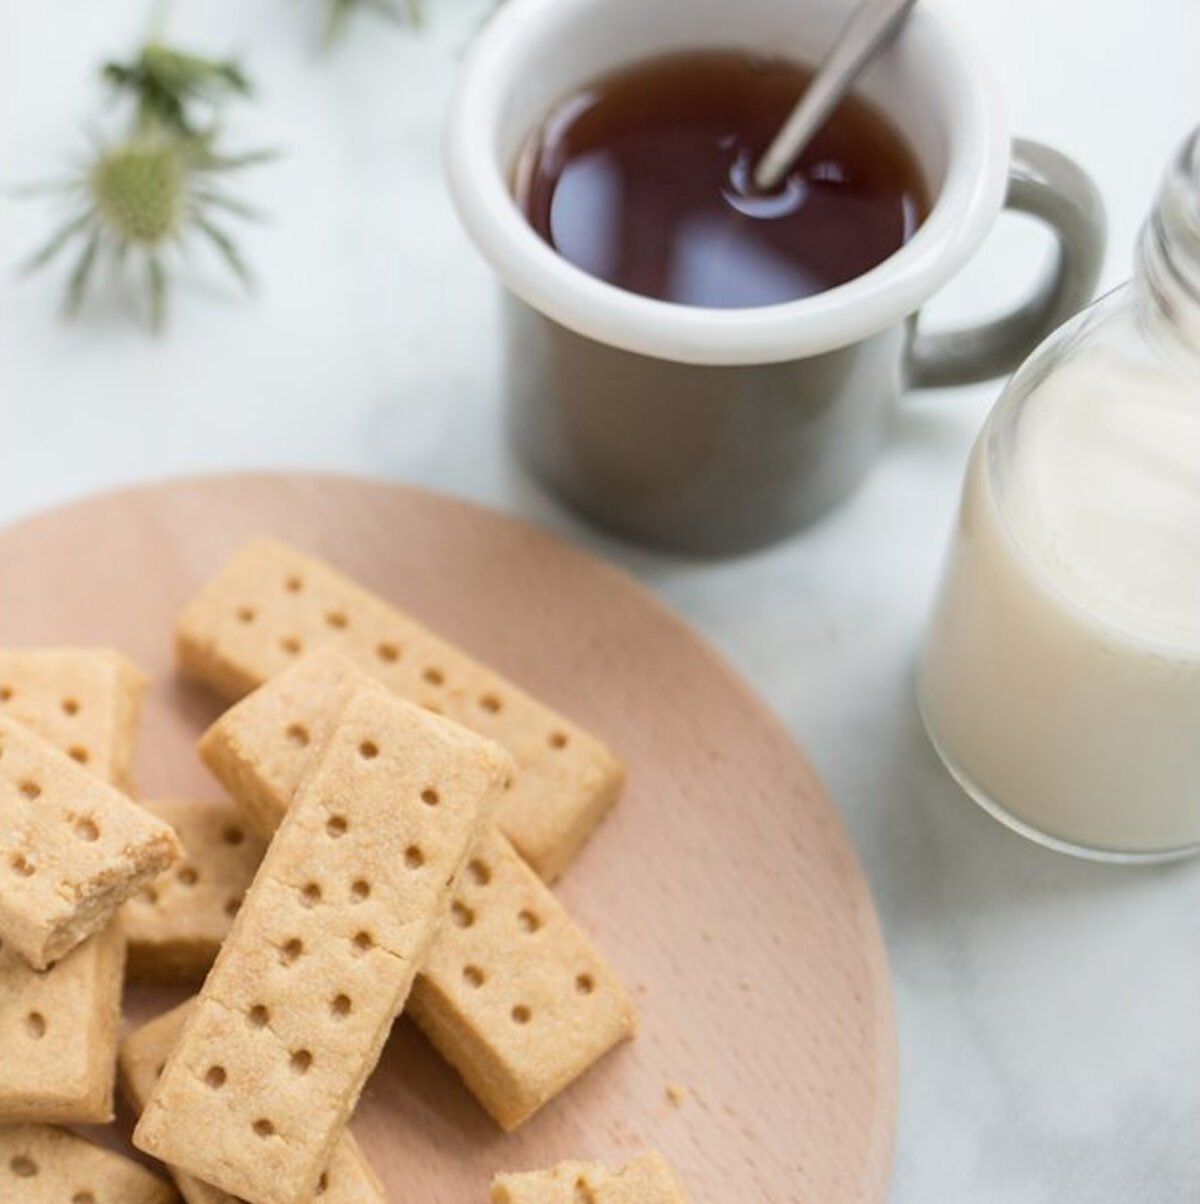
752 0 919 193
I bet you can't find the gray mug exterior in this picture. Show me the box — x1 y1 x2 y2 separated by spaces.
503 140 1106 556
507 299 906 553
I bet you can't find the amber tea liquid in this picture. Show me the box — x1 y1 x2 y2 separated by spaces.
516 51 930 308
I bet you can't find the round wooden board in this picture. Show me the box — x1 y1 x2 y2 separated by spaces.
0 474 895 1204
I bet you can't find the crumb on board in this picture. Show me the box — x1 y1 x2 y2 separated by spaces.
666 1083 687 1107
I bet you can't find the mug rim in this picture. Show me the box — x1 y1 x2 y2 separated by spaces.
445 0 1012 366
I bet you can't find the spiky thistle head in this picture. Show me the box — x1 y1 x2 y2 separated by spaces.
90 136 185 245
23 128 268 331
21 24 273 333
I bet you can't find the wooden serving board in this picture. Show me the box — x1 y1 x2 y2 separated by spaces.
0 474 896 1204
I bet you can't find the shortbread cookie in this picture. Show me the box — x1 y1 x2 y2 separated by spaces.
409 825 636 1129
198 649 357 838
0 715 181 969
134 684 509 1204
0 653 145 1122
0 647 147 793
121 1000 386 1204
202 653 637 1128
123 799 268 982
0 1123 177 1204
491 1153 688 1203
0 919 125 1122
176 537 623 880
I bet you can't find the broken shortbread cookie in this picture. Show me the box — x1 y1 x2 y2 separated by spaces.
0 715 180 970
0 649 148 1123
491 1152 688 1203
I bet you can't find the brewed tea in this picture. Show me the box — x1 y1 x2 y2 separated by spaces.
516 51 930 308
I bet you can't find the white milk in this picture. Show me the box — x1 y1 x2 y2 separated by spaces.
919 347 1200 855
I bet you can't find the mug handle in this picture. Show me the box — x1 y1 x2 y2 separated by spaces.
908 138 1107 388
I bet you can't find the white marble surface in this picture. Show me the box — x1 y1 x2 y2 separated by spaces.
2 1 1198 1199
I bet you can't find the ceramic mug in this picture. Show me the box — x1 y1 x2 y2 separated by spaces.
445 0 1106 555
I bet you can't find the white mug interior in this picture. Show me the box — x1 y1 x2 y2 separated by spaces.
445 0 1011 366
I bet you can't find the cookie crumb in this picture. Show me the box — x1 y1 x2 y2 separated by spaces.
666 1082 687 1107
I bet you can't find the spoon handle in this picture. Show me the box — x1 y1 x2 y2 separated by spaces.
752 0 919 192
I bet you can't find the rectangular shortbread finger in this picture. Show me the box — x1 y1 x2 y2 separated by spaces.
409 824 636 1129
121 999 386 1204
0 650 147 1122
133 684 510 1204
0 715 181 969
201 652 637 1128
197 650 357 839
0 654 147 1122
0 919 126 1122
176 537 624 880
491 1153 688 1203
0 1123 177 1204
0 647 147 793
123 799 268 982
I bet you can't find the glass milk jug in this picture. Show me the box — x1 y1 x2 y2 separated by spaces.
918 128 1200 861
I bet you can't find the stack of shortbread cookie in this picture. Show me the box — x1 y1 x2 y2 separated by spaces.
0 539 688 1203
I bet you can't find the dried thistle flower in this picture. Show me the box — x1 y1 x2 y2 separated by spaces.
24 131 270 330
324 0 422 45
21 34 272 332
